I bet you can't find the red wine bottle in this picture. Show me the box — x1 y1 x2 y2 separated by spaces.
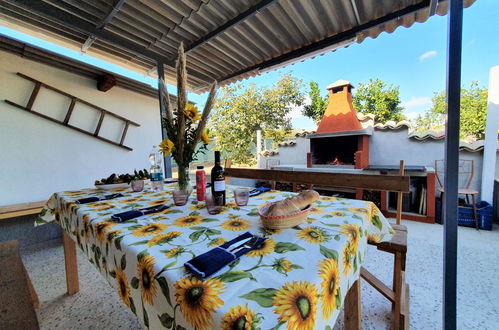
211 151 226 206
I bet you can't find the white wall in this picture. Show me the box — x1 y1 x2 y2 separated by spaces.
0 51 162 206
258 137 310 168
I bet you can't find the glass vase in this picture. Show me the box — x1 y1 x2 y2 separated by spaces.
173 163 192 206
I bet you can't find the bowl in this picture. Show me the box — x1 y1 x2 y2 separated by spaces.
95 182 130 190
258 202 311 229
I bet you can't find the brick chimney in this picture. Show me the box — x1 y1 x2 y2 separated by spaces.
316 80 362 133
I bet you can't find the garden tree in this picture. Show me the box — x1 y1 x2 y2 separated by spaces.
413 81 488 140
208 73 304 164
352 78 405 123
302 80 328 123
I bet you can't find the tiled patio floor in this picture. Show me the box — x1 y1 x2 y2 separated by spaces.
21 220 499 329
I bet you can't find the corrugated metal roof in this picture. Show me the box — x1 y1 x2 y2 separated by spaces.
0 35 177 101
0 0 476 93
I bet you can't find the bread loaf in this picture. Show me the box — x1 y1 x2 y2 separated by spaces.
263 190 319 217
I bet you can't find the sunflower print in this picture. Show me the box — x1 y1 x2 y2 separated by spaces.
347 207 370 219
87 201 114 209
189 203 206 211
165 247 184 258
147 231 182 246
106 230 122 243
148 198 170 206
342 244 352 276
221 218 251 231
318 258 341 319
137 256 157 305
221 304 258 330
259 227 282 236
296 226 331 244
331 211 346 217
273 257 293 274
173 216 204 227
367 233 383 243
82 215 92 240
119 197 144 204
246 238 276 257
174 277 225 330
273 281 318 330
369 202 379 216
132 223 168 237
93 204 116 212
320 196 337 202
309 206 325 215
95 221 116 243
115 267 132 308
209 237 226 247
340 224 360 254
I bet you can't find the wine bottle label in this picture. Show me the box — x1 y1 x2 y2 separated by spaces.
213 180 225 192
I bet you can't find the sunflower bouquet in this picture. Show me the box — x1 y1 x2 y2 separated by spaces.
159 42 218 191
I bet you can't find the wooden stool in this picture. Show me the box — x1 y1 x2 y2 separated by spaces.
361 224 409 330
0 240 40 329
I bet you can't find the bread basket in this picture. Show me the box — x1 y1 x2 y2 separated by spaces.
258 202 311 229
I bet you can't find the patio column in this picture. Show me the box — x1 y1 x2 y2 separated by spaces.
480 66 499 203
443 0 463 329
157 62 173 178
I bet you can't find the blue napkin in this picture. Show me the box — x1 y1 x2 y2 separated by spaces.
249 187 271 197
111 205 169 222
76 193 124 204
184 232 266 279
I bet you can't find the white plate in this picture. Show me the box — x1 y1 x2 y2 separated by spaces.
95 183 130 190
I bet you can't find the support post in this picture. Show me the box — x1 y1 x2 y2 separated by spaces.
62 231 79 295
481 66 499 203
344 279 361 329
443 1 463 328
157 62 172 178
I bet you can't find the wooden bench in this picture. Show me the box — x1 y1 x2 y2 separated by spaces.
0 240 40 329
0 201 46 220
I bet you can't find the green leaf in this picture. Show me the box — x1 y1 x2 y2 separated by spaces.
159 260 177 272
189 226 208 231
189 211 200 216
274 242 305 253
121 254 127 270
336 287 342 309
137 250 149 261
202 218 219 222
109 270 116 278
229 258 240 270
217 271 254 283
189 230 204 242
166 209 183 214
129 240 149 246
270 321 286 330
320 222 339 227
158 313 174 328
240 288 277 308
320 245 338 261
129 297 136 315
156 277 173 307
291 264 304 269
126 225 143 230
372 215 383 231
334 235 340 241
325 326 333 330
115 236 124 251
143 304 149 328
205 228 221 236
353 255 358 273
131 277 139 289
246 211 258 216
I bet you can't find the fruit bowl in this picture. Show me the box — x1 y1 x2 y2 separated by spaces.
95 183 130 190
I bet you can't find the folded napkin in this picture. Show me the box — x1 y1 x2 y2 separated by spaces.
111 205 169 222
249 187 271 197
76 193 124 204
184 232 266 279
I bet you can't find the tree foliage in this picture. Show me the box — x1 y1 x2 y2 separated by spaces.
302 81 328 124
208 73 304 164
413 81 488 140
352 78 405 123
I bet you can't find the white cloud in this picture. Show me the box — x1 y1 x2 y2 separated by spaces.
401 96 432 109
404 111 422 120
419 50 437 62
287 96 311 120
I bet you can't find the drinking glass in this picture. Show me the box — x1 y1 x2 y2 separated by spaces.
205 192 222 215
131 180 144 192
173 189 191 206
234 188 250 206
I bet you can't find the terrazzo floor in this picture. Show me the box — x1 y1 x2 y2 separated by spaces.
20 220 499 330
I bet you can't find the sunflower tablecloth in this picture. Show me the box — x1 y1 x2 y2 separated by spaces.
38 184 394 330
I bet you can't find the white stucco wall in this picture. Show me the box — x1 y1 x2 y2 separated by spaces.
258 137 310 168
0 51 162 206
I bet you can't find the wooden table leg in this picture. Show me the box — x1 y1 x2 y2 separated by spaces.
63 231 79 295
344 279 361 329
392 252 403 330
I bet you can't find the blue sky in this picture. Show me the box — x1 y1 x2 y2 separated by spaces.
1 0 497 130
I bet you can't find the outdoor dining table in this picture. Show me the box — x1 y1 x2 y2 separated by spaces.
38 183 394 329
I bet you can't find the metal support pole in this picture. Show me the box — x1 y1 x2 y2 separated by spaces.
443 0 463 329
157 62 172 178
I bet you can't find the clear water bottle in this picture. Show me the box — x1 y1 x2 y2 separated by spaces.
149 146 164 191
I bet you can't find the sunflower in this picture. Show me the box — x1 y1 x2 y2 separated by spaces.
389 226 395 235
115 267 132 308
209 237 226 247
173 216 204 227
348 207 370 219
320 196 337 202
369 202 379 216
273 257 293 274
223 202 238 210
83 215 92 240
221 304 259 330
340 224 360 254
201 130 210 145
296 226 331 244
119 197 144 204
159 138 174 155
137 256 157 305
246 238 276 257
147 231 182 246
148 198 170 206
342 244 352 276
132 223 168 237
94 205 116 212
87 201 114 209
95 221 117 243
106 230 123 243
259 227 281 236
318 258 341 319
165 247 184 258
331 211 346 217
174 277 225 330
221 219 251 231
367 234 383 243
184 103 201 121
189 203 206 211
309 206 325 215
273 281 318 330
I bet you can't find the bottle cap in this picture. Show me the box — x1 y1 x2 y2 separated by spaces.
197 166 204 169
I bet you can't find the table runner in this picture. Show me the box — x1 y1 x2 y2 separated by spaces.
39 184 394 329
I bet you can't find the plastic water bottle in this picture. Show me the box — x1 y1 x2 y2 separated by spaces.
149 146 164 191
